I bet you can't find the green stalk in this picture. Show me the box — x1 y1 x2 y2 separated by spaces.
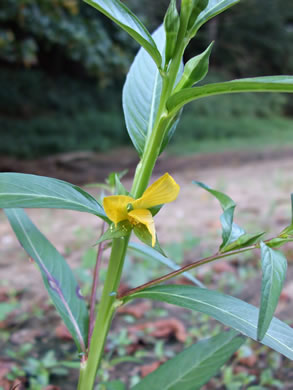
78 17 190 389
131 41 187 198
77 237 129 390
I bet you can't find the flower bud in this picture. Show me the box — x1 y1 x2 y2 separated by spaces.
187 0 209 30
164 0 180 65
174 41 214 91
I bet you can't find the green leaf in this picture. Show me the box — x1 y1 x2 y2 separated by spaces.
128 242 204 288
123 285 293 360
167 76 293 114
0 173 107 220
123 25 183 157
106 170 129 195
0 173 108 221
221 232 265 253
266 237 293 248
188 0 241 38
258 242 287 341
164 0 180 64
5 208 89 352
187 0 209 32
193 181 245 251
174 42 214 91
114 174 129 196
131 330 245 390
133 224 166 256
149 204 163 217
95 221 132 244
84 0 161 67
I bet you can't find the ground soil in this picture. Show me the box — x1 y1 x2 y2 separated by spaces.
1 147 293 389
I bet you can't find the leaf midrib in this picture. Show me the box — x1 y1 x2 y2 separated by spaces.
0 192 98 213
11 209 85 348
158 335 240 389
133 290 293 354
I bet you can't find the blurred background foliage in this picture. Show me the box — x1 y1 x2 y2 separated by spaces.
0 0 293 158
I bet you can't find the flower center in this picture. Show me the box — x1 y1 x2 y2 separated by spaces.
128 215 139 226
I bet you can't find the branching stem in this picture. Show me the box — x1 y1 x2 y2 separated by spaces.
118 244 259 299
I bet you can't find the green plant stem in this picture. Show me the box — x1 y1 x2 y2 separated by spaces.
78 23 190 390
131 42 187 198
77 237 129 390
88 222 106 345
118 245 258 300
131 115 171 197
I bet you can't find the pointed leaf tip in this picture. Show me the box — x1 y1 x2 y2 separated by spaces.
258 242 287 341
84 0 161 67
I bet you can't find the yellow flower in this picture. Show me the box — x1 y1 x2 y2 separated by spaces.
103 173 180 246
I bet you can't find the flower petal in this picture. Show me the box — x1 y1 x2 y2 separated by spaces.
103 195 133 225
128 209 156 246
132 173 180 209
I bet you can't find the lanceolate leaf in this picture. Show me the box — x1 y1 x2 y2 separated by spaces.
84 0 161 67
131 330 245 390
124 285 293 360
167 76 293 114
123 25 183 157
221 232 265 253
5 209 88 353
128 242 204 288
193 181 245 251
133 224 166 256
258 242 287 341
0 173 107 221
188 0 241 38
266 237 293 249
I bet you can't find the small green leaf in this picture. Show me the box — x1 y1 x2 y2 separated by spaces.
114 174 129 196
106 170 128 194
5 209 89 352
167 76 293 114
280 226 293 238
123 284 293 360
174 42 214 91
194 181 234 209
84 0 161 67
188 0 241 38
123 25 183 157
0 173 107 221
128 241 204 287
193 181 245 251
221 232 265 253
164 0 180 64
187 0 209 31
133 224 166 256
131 330 245 390
95 221 132 244
258 242 287 341
149 204 163 217
266 237 293 248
